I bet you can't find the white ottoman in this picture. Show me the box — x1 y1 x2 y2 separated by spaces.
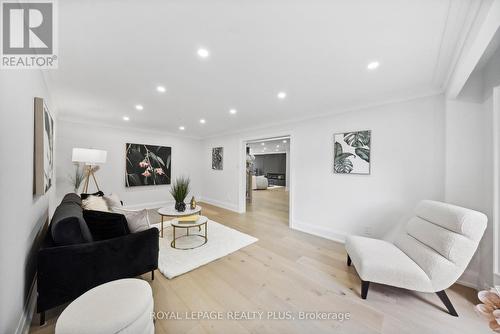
56 279 154 334
255 175 268 189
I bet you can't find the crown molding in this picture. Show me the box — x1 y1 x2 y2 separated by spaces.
434 0 483 89
204 90 444 140
446 0 500 98
57 115 203 140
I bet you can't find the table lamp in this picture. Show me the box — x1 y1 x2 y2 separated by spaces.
72 148 107 193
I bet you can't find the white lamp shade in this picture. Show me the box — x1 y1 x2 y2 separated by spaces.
72 148 107 165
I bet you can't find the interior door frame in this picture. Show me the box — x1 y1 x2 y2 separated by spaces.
238 132 294 229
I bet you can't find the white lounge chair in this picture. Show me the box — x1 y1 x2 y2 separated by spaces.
345 200 487 316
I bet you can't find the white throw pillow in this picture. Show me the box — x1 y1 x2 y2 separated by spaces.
104 193 122 209
82 195 109 212
113 207 150 233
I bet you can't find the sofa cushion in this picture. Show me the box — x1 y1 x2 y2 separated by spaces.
345 235 433 292
83 210 130 240
112 208 150 233
104 193 122 209
51 194 93 246
82 195 109 212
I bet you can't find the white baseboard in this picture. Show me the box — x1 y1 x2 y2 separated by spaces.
291 220 346 244
198 197 241 213
15 278 37 334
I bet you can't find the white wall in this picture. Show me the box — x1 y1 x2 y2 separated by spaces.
201 94 446 241
444 44 500 289
0 70 57 334
445 97 493 288
56 120 203 208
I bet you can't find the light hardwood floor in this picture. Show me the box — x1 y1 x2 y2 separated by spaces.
31 188 488 333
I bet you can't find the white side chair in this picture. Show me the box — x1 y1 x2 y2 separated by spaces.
345 200 487 316
55 278 154 334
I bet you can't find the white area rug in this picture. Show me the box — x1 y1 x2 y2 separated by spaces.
157 220 258 279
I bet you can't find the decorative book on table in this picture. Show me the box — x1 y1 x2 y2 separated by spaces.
177 215 200 224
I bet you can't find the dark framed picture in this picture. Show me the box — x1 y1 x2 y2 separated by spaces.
334 130 371 175
125 143 171 187
34 97 54 195
212 147 223 170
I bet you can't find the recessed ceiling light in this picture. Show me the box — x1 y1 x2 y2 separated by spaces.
367 61 380 70
283 140 287 143
123 116 130 121
135 104 144 111
276 145 280 148
197 48 210 58
277 92 287 99
156 86 166 93
199 119 206 124
229 109 237 115
179 126 185 130
263 147 267 150
261 143 265 146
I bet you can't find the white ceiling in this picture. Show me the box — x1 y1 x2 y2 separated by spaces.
48 0 476 138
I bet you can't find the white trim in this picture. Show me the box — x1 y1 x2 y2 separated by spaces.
199 197 241 213
446 0 500 98
440 0 484 89
291 220 347 244
15 279 37 334
239 133 294 229
59 92 442 142
208 91 442 139
57 117 202 140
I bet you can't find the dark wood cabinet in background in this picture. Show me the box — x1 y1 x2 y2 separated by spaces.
254 153 286 186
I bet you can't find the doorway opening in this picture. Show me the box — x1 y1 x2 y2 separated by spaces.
244 136 291 226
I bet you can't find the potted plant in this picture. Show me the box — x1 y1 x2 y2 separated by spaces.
170 176 190 212
68 163 85 193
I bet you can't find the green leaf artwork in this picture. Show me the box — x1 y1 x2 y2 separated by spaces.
344 130 370 147
334 130 371 174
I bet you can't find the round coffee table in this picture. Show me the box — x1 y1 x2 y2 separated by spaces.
170 216 208 250
157 205 202 238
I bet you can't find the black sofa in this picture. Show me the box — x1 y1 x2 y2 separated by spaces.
37 193 159 324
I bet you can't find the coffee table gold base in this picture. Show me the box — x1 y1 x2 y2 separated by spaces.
158 206 203 238
171 222 208 250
